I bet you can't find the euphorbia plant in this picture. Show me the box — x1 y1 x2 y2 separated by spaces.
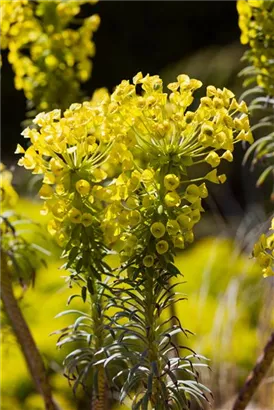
17 71 253 409
232 2 274 409
1 0 100 113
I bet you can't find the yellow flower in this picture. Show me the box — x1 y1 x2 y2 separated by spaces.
128 210 141 227
68 207 82 224
263 266 274 278
141 169 155 183
150 222 166 239
173 235 185 249
76 179 91 196
190 209 201 224
143 255 154 267
47 219 61 236
156 240 169 255
125 196 139 209
17 148 37 170
221 150 233 162
52 201 66 220
1 0 100 111
141 195 153 209
177 214 193 230
253 219 274 277
164 174 180 191
257 252 271 268
14 144 25 154
82 213 93 227
166 220 180 236
199 183 208 199
205 170 219 184
50 158 65 177
16 70 252 264
92 168 108 182
184 184 200 203
164 191 181 207
39 184 54 199
218 174 227 184
45 54 59 69
205 151 220 168
184 230 194 244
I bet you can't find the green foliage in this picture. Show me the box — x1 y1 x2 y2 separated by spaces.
237 0 274 193
1 200 272 409
15 63 255 407
2 1 274 409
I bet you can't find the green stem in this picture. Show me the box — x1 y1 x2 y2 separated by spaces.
90 280 108 410
1 254 59 410
144 271 166 410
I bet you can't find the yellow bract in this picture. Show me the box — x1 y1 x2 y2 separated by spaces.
237 0 274 96
150 222 166 239
156 240 169 255
76 180 91 196
17 72 252 268
253 218 274 277
143 255 154 268
164 174 180 191
1 0 100 111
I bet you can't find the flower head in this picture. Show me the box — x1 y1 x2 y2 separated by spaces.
1 0 100 111
100 72 252 269
253 218 274 277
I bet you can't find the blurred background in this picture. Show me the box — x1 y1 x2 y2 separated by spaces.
1 1 273 409
2 0 272 217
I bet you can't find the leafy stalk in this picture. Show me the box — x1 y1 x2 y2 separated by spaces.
54 226 114 410
237 0 274 193
89 279 109 410
107 265 210 409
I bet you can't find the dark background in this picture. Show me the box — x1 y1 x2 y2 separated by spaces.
2 1 240 158
2 1 267 219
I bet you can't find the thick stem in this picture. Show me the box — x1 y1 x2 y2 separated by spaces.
91 366 107 410
144 271 165 410
90 282 108 410
1 254 58 410
232 331 274 410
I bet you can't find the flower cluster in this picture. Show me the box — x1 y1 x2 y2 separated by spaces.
17 90 113 246
17 73 253 407
18 73 252 267
1 0 100 111
0 163 18 211
100 73 252 268
253 218 274 277
237 0 274 96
